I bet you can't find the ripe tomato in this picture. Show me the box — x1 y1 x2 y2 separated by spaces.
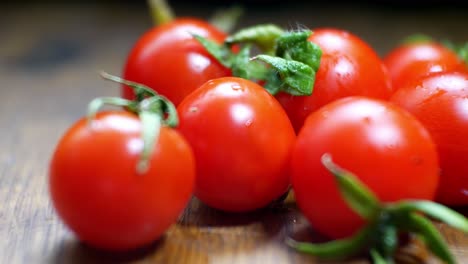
123 18 231 105
391 71 468 205
291 97 439 239
177 77 296 212
49 111 195 251
276 28 392 132
383 42 467 91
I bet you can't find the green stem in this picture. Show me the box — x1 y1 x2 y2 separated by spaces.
396 212 455 264
136 96 178 174
147 0 174 25
290 154 465 264
209 5 243 33
100 72 178 127
95 73 180 174
370 249 392 264
85 96 162 175
322 153 381 220
137 110 162 174
139 96 179 127
388 200 468 232
285 226 373 260
373 213 398 261
87 97 136 125
100 71 157 102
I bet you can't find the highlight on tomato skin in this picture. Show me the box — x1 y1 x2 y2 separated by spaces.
49 111 196 251
177 77 296 213
290 96 439 239
383 42 468 92
276 28 393 133
391 71 468 206
122 18 231 106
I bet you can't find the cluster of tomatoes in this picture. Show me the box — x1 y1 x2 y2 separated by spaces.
49 8 467 261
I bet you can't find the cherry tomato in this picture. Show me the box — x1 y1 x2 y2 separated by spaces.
291 97 439 239
276 28 392 132
391 71 468 205
123 18 231 105
177 77 296 212
383 42 467 91
49 111 195 251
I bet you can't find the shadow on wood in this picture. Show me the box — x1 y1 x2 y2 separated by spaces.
48 236 165 264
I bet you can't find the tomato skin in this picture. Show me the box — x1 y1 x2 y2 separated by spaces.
384 42 467 91
123 18 231 105
276 28 392 132
177 77 296 212
391 71 468 205
291 97 439 239
49 111 195 251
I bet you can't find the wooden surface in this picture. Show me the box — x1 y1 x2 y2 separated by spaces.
1 2 468 263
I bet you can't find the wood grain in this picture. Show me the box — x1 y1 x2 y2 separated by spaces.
0 3 467 263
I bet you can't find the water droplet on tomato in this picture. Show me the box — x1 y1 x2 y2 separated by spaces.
245 119 253 127
231 84 242 91
411 156 423 165
386 144 396 150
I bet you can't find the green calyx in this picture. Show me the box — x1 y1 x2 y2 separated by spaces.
225 24 285 54
88 72 178 174
442 40 468 65
401 33 434 45
195 24 322 96
287 154 468 264
457 43 468 65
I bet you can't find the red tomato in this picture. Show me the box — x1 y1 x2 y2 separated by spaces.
383 42 467 91
177 77 296 212
291 97 439 239
49 111 195 251
123 18 231 105
391 71 468 205
276 28 392 132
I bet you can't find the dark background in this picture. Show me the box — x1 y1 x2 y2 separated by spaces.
2 0 467 66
